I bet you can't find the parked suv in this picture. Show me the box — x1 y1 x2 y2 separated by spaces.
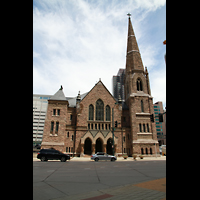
37 149 70 162
91 152 117 161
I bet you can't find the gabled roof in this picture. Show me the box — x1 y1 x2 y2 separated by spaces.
81 80 117 102
49 88 68 101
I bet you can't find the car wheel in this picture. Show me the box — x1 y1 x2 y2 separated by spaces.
111 158 115 162
61 157 66 162
41 156 47 161
94 158 99 162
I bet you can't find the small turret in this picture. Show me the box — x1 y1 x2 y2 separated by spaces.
76 91 81 103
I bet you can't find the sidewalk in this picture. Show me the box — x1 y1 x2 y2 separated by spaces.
33 156 166 162
71 156 166 162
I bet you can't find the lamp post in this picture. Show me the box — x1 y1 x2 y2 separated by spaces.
112 108 115 156
154 143 157 158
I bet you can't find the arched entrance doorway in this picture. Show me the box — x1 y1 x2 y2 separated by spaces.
107 138 113 155
84 138 92 155
95 138 103 153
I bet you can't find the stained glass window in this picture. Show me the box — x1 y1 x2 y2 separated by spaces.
96 99 104 121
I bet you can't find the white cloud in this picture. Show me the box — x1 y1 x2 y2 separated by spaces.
33 0 166 107
149 66 166 107
33 51 40 58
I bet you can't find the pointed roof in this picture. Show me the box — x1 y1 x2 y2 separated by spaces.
126 16 144 72
82 80 117 102
127 17 140 54
49 86 68 101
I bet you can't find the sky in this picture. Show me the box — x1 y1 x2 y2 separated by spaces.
33 0 166 108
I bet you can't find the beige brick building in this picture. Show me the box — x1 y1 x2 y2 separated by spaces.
41 16 159 157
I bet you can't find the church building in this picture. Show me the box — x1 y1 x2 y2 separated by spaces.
41 16 159 157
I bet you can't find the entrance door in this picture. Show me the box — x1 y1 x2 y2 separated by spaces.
84 138 92 155
95 138 103 153
106 138 113 155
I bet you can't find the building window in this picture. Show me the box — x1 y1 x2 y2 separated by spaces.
137 78 143 91
106 105 111 121
50 121 54 132
57 109 60 116
70 114 73 120
143 124 146 132
89 104 94 120
53 109 56 115
72 135 74 141
55 122 59 132
139 123 142 132
96 99 104 121
123 117 126 122
147 123 149 132
67 132 69 137
141 100 144 112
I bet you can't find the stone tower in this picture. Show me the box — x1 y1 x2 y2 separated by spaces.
124 15 159 155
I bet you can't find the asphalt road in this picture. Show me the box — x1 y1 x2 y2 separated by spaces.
33 160 166 200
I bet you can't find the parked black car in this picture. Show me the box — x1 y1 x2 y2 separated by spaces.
37 149 70 162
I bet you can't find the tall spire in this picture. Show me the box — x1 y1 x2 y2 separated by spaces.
125 15 144 72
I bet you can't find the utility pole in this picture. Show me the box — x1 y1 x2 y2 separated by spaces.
112 108 115 156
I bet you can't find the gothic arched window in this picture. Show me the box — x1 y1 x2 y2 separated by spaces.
141 100 144 112
137 78 143 91
89 104 94 120
106 105 111 121
139 123 142 132
96 99 104 121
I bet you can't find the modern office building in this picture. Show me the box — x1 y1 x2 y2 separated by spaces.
33 94 52 144
112 68 125 101
153 101 166 145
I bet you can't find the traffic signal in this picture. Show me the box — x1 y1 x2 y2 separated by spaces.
150 114 154 122
158 113 163 122
115 121 118 127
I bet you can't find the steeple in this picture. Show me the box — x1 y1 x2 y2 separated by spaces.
125 15 144 73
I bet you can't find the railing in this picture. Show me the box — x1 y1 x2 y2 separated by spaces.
87 122 111 130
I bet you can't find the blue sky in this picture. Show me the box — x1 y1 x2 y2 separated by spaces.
33 0 166 108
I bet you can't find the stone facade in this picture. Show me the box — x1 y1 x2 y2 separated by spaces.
41 16 159 156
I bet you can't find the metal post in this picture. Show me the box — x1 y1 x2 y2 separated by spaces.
155 143 157 158
112 108 115 156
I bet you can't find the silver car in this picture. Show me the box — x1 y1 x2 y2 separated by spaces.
91 152 117 162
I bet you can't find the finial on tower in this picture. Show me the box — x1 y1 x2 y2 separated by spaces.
127 13 131 18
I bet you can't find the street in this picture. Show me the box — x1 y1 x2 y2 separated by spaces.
33 160 166 200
